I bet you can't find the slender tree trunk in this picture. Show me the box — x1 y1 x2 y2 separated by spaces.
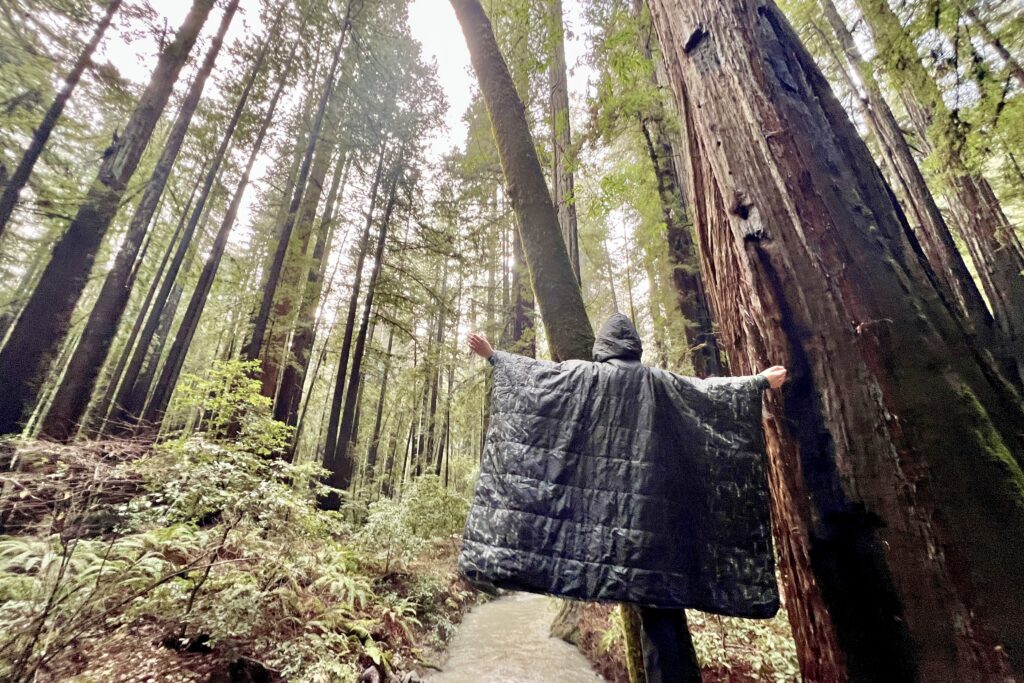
646 0 1024 679
0 0 123 236
110 29 286 428
510 219 535 356
40 0 240 441
242 2 352 362
961 4 1024 87
0 0 214 436
89 166 204 435
548 0 580 282
364 325 394 484
322 146 387 477
259 103 348 399
139 46 293 426
424 257 450 467
275 153 350 425
817 0 994 346
451 0 594 361
323 165 399 506
857 0 1024 385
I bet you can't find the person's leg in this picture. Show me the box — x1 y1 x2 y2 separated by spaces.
638 606 702 683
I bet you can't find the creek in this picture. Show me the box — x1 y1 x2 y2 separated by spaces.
427 592 605 682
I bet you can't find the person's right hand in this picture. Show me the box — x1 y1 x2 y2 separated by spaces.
760 365 787 389
467 332 494 359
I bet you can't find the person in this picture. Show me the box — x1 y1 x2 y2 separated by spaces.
461 314 786 683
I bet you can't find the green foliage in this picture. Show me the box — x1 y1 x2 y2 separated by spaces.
0 361 474 681
356 475 469 573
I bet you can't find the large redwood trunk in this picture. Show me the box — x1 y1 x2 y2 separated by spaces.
0 0 214 436
40 0 240 441
647 0 1024 679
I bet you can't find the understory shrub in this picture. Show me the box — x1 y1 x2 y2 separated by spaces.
0 361 474 683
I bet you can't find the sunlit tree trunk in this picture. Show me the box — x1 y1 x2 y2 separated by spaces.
647 0 1024 678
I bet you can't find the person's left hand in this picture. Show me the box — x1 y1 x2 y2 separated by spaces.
760 365 787 389
467 332 494 359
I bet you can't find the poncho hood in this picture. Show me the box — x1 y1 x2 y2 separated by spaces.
593 313 643 362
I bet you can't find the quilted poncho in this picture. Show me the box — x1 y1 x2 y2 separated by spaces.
457 314 779 618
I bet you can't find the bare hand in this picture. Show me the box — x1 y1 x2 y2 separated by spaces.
467 332 494 359
760 365 787 389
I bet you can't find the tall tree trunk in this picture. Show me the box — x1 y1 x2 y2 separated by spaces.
451 0 594 361
633 0 723 377
275 153 351 425
40 0 240 441
816 0 994 349
646 0 1024 679
242 2 352 363
139 47 293 426
424 257 450 468
110 29 287 428
259 103 348 400
89 165 204 435
321 146 387 479
0 0 214 436
857 0 1024 385
961 4 1024 87
364 325 394 484
0 0 123 236
510 219 535 356
548 0 580 282
323 165 399 506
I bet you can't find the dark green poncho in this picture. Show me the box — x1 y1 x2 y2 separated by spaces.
458 314 779 618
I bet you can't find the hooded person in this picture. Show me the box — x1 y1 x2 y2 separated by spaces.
458 314 782 620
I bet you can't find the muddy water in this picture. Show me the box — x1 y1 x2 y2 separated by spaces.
428 592 604 682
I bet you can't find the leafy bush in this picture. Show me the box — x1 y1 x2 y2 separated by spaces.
0 360 476 682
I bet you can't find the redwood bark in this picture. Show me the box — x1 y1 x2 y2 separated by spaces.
0 0 123 236
0 0 214 436
40 0 240 441
364 325 394 483
451 0 594 361
647 0 1024 679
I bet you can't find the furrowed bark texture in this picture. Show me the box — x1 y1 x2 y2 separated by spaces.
450 0 594 362
646 0 1024 680
0 0 214 436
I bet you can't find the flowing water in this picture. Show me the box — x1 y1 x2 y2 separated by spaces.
427 592 605 682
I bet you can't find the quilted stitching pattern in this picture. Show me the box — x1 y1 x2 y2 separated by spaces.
458 348 779 619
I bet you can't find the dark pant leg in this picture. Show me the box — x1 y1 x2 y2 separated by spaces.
638 606 702 683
